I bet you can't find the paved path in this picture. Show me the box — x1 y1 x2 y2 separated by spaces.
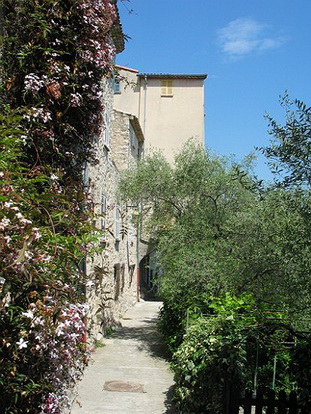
71 301 176 414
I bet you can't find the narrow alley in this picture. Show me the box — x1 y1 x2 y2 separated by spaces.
71 301 176 414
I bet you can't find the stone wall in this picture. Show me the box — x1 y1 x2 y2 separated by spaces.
85 80 143 341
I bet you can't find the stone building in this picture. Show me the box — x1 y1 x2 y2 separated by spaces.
114 65 207 163
85 11 207 336
85 15 145 340
113 65 207 296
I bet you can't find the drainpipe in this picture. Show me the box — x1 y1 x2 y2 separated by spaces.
136 76 148 302
143 75 148 137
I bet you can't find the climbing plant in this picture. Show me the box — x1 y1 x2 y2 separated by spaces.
0 1 119 412
1 0 117 178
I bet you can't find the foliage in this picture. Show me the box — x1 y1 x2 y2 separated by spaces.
1 0 117 179
290 338 311 408
0 110 94 413
172 294 294 414
119 139 311 410
261 93 311 188
120 142 311 341
0 1 118 412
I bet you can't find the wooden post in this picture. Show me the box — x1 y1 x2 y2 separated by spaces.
278 390 287 414
255 388 264 414
288 391 298 414
266 389 275 414
243 389 252 414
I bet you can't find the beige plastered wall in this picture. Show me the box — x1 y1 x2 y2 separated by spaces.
139 77 205 163
114 68 205 163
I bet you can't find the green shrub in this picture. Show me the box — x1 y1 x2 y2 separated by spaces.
171 293 293 414
290 338 311 409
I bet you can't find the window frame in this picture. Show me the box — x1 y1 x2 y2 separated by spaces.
161 79 173 97
113 79 121 94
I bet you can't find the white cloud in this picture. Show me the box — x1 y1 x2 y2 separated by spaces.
217 17 286 60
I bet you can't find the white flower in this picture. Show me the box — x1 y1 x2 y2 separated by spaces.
32 227 42 240
70 93 82 107
0 218 11 231
22 310 34 319
16 337 28 349
31 316 44 327
20 218 32 226
24 73 46 92
4 235 11 244
4 202 13 208
50 174 58 181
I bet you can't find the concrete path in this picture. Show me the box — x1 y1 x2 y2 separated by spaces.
71 301 176 414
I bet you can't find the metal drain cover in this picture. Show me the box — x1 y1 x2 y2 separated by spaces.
103 380 144 393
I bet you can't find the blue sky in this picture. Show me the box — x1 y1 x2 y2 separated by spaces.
116 0 311 180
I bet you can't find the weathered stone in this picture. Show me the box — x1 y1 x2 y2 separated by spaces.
86 78 144 341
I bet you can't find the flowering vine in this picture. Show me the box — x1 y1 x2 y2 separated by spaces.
0 0 121 412
1 0 119 178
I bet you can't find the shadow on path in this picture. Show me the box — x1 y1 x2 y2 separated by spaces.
111 319 170 359
108 303 178 413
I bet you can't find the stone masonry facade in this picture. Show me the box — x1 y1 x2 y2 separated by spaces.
85 77 144 341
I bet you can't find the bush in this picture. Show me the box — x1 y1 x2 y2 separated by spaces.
290 338 311 409
171 294 293 414
0 112 93 412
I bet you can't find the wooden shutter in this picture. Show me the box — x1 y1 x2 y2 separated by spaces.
161 80 173 96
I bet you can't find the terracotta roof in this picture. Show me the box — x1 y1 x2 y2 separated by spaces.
138 73 208 80
115 65 139 73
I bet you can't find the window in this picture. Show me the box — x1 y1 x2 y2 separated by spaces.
102 146 109 162
113 79 121 94
129 264 135 286
129 123 137 150
83 163 89 192
114 263 121 300
101 193 107 230
121 264 125 293
161 80 173 97
103 110 110 149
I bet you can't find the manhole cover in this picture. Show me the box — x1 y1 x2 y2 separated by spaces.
103 380 144 393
